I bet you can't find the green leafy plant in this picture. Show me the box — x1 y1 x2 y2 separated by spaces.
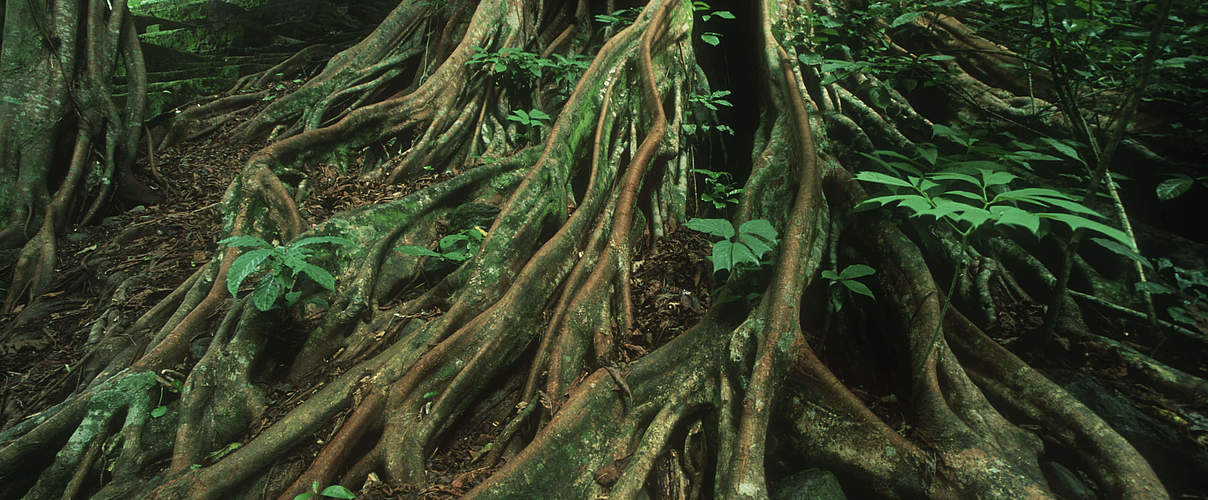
466 47 589 97
396 227 487 262
684 218 779 274
688 89 733 111
506 108 551 129
689 168 742 209
594 7 641 31
692 2 734 46
219 235 355 312
1156 174 1208 201
821 264 877 311
1137 259 1208 331
293 481 356 500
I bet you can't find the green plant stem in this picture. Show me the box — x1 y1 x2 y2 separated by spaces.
1040 0 1173 343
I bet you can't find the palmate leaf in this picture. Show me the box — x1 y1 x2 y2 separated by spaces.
738 219 777 244
685 218 735 240
227 248 274 297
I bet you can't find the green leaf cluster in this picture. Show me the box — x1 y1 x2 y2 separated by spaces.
466 47 591 95
856 164 1130 246
294 481 356 500
821 264 877 311
396 227 486 263
506 108 551 128
1137 259 1208 330
219 235 354 312
690 168 742 209
594 7 641 31
692 2 734 46
684 218 779 274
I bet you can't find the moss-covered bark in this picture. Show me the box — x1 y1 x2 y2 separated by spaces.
3 0 1200 498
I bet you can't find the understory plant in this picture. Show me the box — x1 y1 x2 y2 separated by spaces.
689 168 742 209
821 264 877 311
684 218 779 275
220 235 355 311
396 226 487 262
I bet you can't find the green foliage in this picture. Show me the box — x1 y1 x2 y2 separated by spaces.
688 90 732 111
294 481 357 500
466 47 590 97
1156 174 1208 201
685 218 779 274
689 168 742 209
219 235 354 312
856 167 1129 245
692 2 734 46
396 227 487 263
594 7 641 31
1137 259 1208 330
821 264 877 311
506 108 551 129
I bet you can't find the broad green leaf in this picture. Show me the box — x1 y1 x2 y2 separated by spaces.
930 172 981 187
913 198 966 221
151 406 168 418
858 194 928 210
890 12 922 28
943 190 985 202
251 275 284 311
1135 281 1176 295
732 242 760 267
1092 238 1152 269
396 245 443 258
951 206 993 229
839 264 876 279
855 171 914 188
219 235 272 248
841 280 876 300
227 248 274 297
980 170 1017 187
297 263 336 291
1156 176 1193 200
319 485 357 499
821 270 841 280
897 196 935 214
711 240 734 273
685 218 735 240
439 234 471 253
1007 150 1062 162
799 53 823 65
528 109 551 121
1038 137 1082 162
1040 213 1130 245
740 233 774 260
989 205 1040 234
701 33 721 46
1032 196 1102 217
917 144 938 166
284 291 302 306
712 10 736 19
291 236 355 248
738 219 778 243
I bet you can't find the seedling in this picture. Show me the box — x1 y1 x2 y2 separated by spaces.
293 481 356 500
689 168 742 209
396 227 487 262
684 218 778 274
821 264 877 311
219 235 355 312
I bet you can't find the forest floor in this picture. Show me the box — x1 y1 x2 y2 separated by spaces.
2 88 1206 499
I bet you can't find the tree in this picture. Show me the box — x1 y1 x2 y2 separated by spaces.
3 0 1204 498
0 0 156 312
